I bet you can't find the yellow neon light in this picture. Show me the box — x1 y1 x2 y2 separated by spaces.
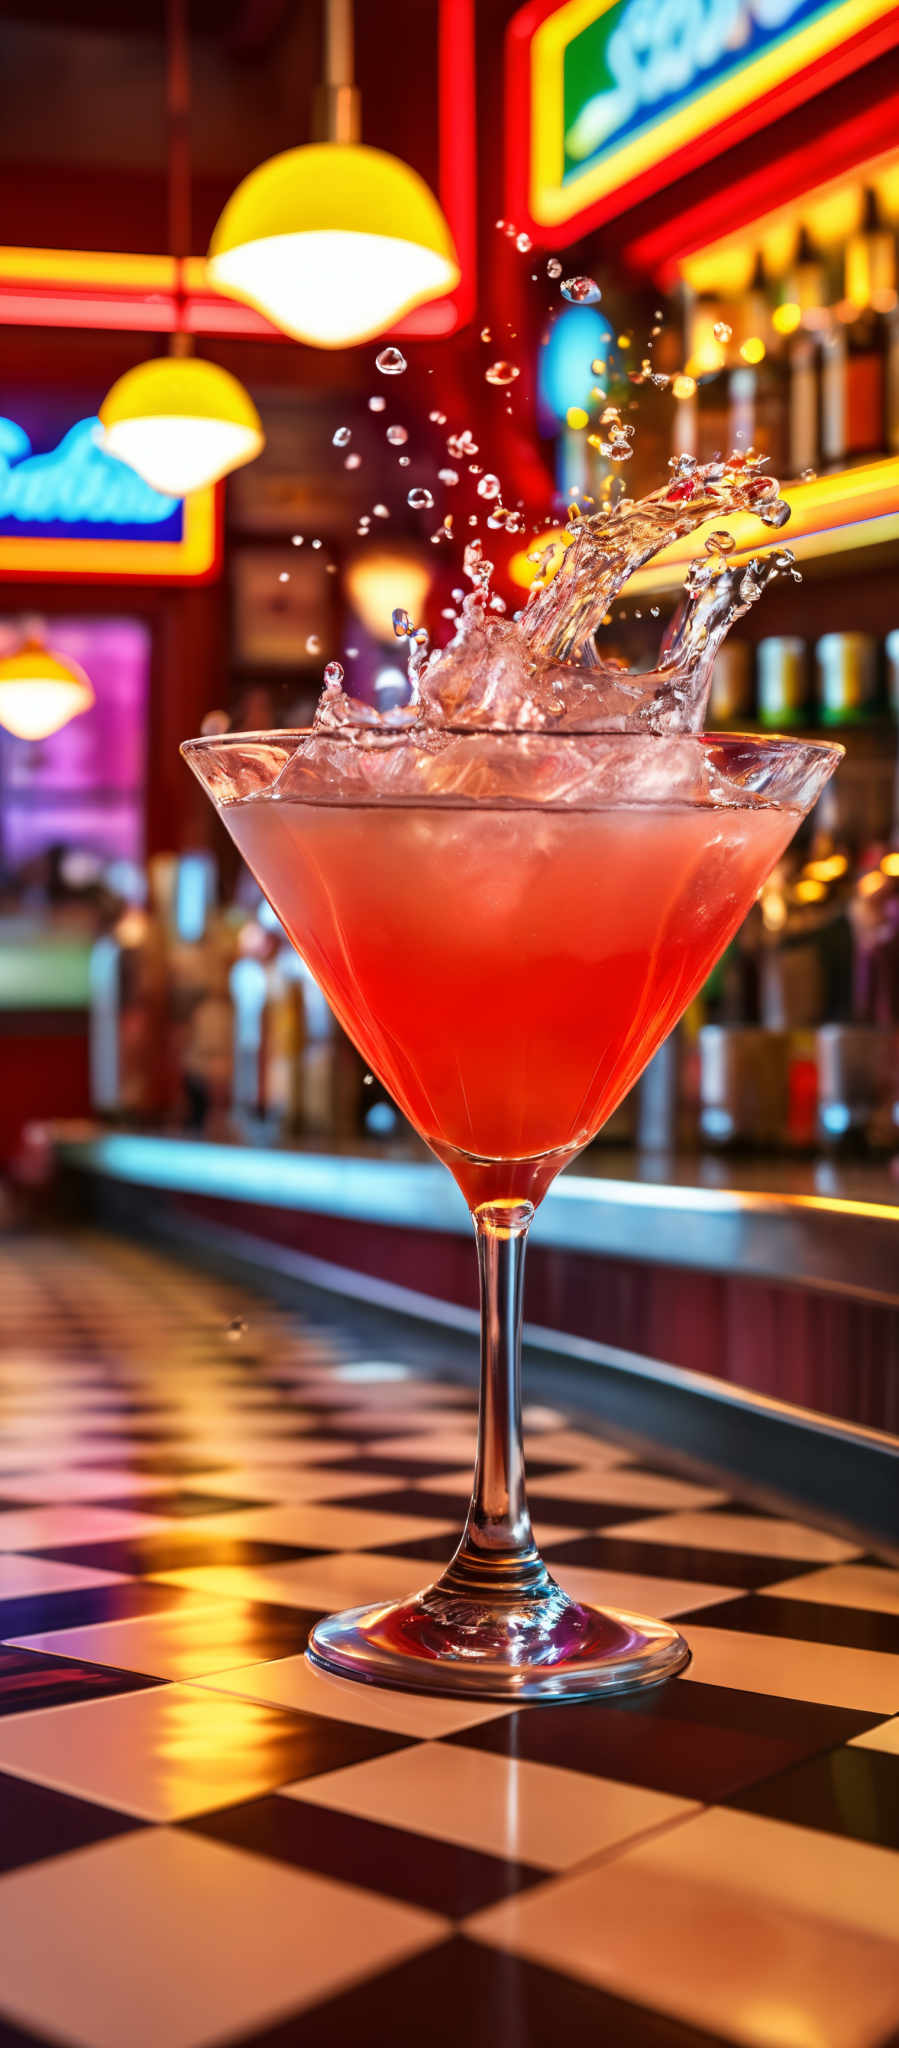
530 0 899 227
0 485 218 582
626 457 899 594
0 248 209 294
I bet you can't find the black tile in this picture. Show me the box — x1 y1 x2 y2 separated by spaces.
190 1793 543 1918
0 1766 144 1874
378 1531 458 1564
0 1580 206 1643
234 1935 729 2048
528 1493 652 1530
542 1532 814 1590
0 2015 56 2046
676 1592 899 1656
326 1486 466 1520
29 1535 324 1576
728 1742 899 1849
110 1456 234 1478
322 1452 574 1482
0 1646 160 1718
88 1491 271 1521
445 1681 883 1803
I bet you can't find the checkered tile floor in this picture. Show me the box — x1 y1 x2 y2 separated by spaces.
0 1230 896 2048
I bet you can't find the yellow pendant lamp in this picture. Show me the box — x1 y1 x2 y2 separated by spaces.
207 0 459 349
100 356 263 498
0 634 94 741
100 0 263 498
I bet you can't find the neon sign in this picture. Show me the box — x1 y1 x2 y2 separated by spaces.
0 416 219 584
0 418 177 531
506 0 899 237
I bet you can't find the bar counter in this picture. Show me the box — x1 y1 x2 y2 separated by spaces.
50 1128 899 1556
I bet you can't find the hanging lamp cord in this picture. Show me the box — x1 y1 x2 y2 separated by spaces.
166 0 193 356
313 0 361 144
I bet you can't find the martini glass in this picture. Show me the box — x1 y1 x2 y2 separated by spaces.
183 726 840 1700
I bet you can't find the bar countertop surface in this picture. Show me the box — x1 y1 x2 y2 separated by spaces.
54 1129 899 1308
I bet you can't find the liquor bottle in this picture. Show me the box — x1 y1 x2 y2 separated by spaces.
761 783 854 1030
682 289 731 463
88 891 168 1124
786 227 830 478
821 191 894 468
708 641 753 728
729 253 789 475
756 637 810 730
815 633 878 727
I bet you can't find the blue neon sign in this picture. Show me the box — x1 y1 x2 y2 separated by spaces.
0 418 184 543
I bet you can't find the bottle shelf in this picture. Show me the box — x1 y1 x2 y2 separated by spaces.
628 456 899 595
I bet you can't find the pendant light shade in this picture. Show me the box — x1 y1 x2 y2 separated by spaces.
99 357 264 497
208 141 460 348
0 638 95 741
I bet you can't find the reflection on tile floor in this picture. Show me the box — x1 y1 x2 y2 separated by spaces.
0 1230 896 2048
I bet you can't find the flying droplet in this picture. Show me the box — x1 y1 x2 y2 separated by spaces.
705 529 736 556
368 395 386 412
201 709 229 736
485 361 520 386
713 322 732 344
372 503 390 518
398 455 410 466
278 571 289 583
311 538 322 548
323 661 344 686
332 426 351 447
386 425 408 445
291 533 303 546
561 275 601 304
344 452 361 469
477 473 502 500
650 606 660 617
407 487 434 510
428 410 447 424
438 467 459 486
305 634 321 654
801 467 817 481
376 346 407 375
345 646 358 658
516 232 532 253
480 326 492 343
546 257 562 279
392 607 412 637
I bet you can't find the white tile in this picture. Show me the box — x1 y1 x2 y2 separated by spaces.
151 1551 440 1611
603 1510 860 1563
0 1504 174 1550
196 1654 515 1738
0 1826 445 2048
680 1621 899 1713
759 1562 899 1615
0 1682 325 1821
171 1501 456 1551
0 1555 125 1599
468 1806 899 2048
292 1741 695 1871
849 1719 899 1756
548 1562 735 1620
0 1467 171 1502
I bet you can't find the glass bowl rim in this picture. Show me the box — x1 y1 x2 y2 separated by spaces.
181 728 845 759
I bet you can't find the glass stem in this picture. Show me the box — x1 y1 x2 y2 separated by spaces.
442 1199 549 1601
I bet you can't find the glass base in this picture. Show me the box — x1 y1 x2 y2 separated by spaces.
306 1573 691 1702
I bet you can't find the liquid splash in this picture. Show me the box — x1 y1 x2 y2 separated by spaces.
311 450 796 752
